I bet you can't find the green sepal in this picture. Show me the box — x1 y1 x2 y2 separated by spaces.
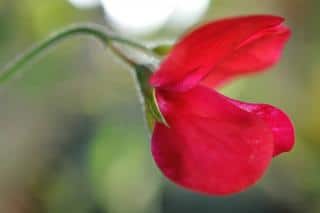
150 43 173 57
149 89 169 127
134 64 168 131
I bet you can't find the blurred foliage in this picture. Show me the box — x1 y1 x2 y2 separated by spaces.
89 124 160 213
0 0 319 213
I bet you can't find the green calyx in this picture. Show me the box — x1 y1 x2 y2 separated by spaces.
151 43 172 57
134 64 168 131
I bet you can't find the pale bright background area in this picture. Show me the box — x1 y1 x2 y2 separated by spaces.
0 0 319 212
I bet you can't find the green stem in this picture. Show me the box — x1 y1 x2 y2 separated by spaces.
0 23 167 129
0 23 155 83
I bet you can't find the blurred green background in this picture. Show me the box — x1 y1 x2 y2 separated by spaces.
0 0 319 212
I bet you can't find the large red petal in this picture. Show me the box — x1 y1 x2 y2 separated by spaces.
150 15 289 91
226 99 295 157
202 25 291 87
151 86 274 195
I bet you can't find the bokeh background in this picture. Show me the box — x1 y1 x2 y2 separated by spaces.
0 0 319 212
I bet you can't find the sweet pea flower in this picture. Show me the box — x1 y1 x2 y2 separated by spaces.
149 15 294 195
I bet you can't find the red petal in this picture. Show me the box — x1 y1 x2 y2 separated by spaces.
150 15 289 91
226 99 295 156
152 86 274 195
202 25 291 87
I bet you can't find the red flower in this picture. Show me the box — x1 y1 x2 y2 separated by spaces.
149 15 294 195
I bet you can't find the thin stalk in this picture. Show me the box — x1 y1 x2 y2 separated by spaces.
0 23 166 128
0 23 156 83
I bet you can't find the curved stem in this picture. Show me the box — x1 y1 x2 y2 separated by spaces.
0 23 156 83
